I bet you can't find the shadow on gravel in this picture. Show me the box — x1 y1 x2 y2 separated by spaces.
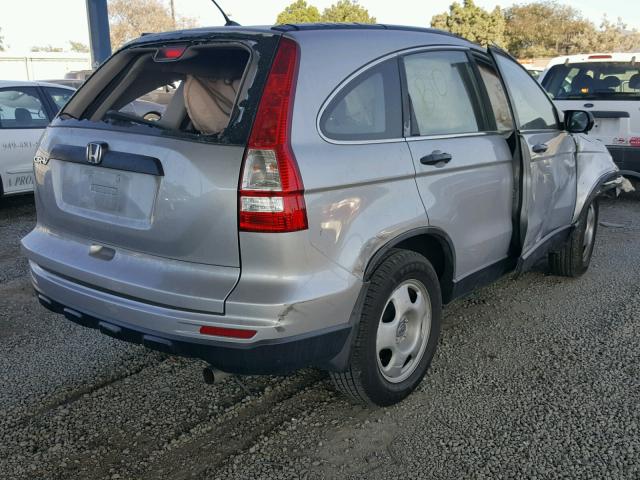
0 193 34 212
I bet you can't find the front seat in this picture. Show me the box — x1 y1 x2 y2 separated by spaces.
570 74 593 95
14 108 32 126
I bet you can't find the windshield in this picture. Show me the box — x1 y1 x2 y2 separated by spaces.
542 62 640 100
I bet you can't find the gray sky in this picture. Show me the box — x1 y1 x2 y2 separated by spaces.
1 0 638 52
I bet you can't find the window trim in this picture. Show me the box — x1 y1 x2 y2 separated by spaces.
468 51 515 133
317 45 501 145
0 86 51 130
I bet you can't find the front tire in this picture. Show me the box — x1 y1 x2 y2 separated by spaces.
548 199 599 277
330 249 442 406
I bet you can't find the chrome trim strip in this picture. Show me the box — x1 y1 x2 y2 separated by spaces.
405 131 504 141
316 45 470 146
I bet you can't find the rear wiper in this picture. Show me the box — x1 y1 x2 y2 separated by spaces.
103 110 166 129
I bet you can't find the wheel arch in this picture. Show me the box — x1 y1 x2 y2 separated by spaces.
575 170 631 224
363 227 456 304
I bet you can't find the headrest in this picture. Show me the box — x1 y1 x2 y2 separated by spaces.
571 74 593 92
14 108 32 124
600 76 621 89
183 76 240 135
629 74 640 90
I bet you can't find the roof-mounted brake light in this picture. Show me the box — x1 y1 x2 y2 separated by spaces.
154 45 187 62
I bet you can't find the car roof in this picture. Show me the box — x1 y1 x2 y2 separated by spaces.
0 79 76 90
127 23 473 48
545 52 640 68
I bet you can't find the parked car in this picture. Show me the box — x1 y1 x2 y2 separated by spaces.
42 78 85 89
22 25 622 406
524 65 544 80
0 80 74 196
540 53 640 177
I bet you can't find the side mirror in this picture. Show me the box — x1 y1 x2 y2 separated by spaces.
564 110 594 133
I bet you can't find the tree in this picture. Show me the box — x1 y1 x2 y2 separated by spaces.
322 0 376 24
276 0 321 24
504 2 596 58
69 41 90 53
431 0 505 47
596 16 640 52
0 27 4 52
108 0 198 50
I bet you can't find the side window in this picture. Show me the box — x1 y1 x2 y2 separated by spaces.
475 61 514 132
402 50 483 136
0 87 49 129
44 87 74 113
320 59 402 141
494 54 558 131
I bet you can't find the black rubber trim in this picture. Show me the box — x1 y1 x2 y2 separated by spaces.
49 144 164 176
37 293 352 375
516 225 572 273
451 256 516 299
362 226 456 303
591 111 630 119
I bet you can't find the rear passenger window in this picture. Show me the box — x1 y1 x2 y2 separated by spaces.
320 59 402 141
403 50 483 136
0 88 49 129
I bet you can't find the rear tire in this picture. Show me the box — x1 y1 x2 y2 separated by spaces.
330 249 442 406
548 199 599 277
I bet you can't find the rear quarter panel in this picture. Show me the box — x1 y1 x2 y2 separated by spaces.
286 30 464 277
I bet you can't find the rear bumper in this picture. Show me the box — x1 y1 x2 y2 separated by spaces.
27 259 361 374
36 291 351 374
606 146 640 174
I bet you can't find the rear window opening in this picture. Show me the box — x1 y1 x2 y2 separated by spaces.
59 43 255 143
542 62 640 101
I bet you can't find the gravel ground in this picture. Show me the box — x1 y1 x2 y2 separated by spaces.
1 191 639 480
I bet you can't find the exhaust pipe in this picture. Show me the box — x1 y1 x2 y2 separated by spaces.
202 366 228 385
202 366 253 396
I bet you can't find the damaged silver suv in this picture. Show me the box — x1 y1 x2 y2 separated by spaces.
23 24 623 406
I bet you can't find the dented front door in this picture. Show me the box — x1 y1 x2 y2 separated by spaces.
489 48 577 259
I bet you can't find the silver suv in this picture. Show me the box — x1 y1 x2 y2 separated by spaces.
22 25 622 406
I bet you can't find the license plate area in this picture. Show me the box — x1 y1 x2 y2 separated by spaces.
51 160 159 229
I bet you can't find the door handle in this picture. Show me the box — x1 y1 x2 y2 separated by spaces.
420 150 452 166
532 143 548 153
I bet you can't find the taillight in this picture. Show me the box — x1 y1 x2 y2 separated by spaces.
588 54 612 60
239 38 307 233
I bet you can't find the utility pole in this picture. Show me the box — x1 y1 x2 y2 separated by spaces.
85 0 112 69
170 0 176 28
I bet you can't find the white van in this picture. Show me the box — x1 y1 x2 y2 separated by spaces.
540 53 640 176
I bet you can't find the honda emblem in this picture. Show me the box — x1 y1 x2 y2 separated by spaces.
86 142 107 165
